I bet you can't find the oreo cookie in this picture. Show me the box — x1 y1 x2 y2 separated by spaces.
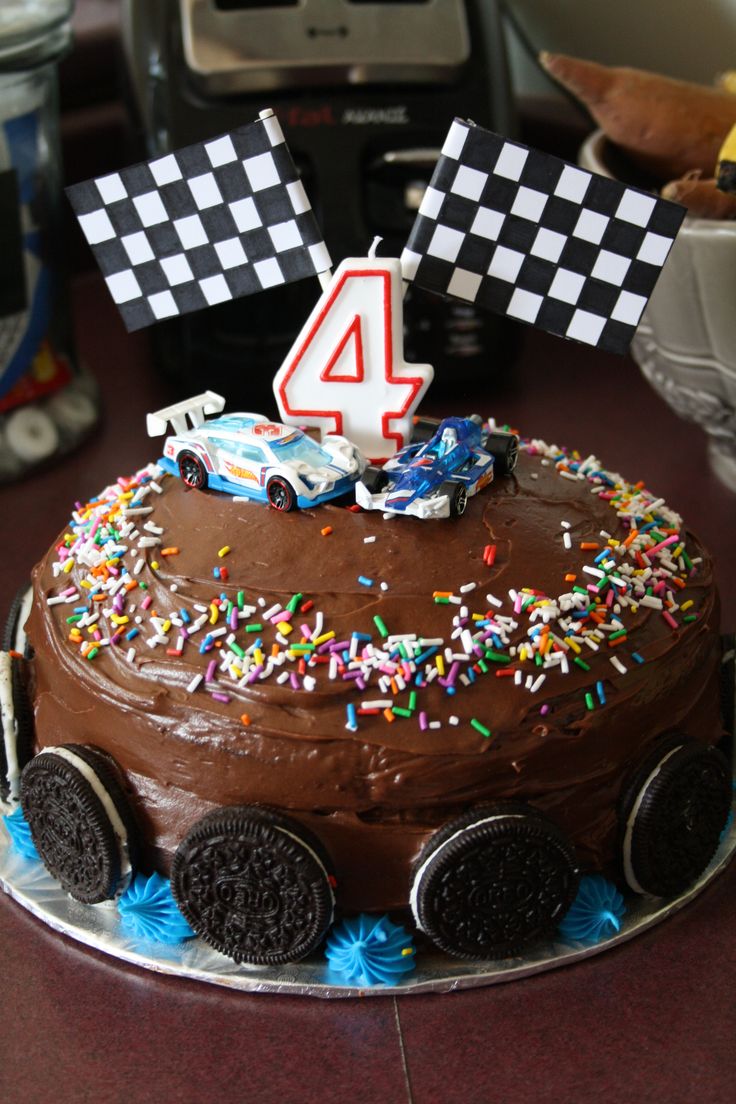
2 584 33 656
0 651 34 803
619 736 731 897
171 805 336 965
20 744 138 903
410 802 580 959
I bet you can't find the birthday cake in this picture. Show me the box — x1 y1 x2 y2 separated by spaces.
3 423 730 969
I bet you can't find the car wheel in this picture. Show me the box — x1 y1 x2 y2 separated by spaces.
486 432 519 476
618 735 731 896
361 465 388 493
178 451 207 490
171 805 336 965
20 745 138 903
440 480 467 517
410 802 580 958
267 477 296 512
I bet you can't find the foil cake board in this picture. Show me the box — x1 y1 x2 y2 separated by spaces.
1 810 734 999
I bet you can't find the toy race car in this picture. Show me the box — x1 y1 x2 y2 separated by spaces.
148 391 365 511
355 415 519 519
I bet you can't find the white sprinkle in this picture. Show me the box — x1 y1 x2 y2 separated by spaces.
459 582 477 594
563 532 572 550
449 716 459 725
380 582 389 591
486 594 503 608
429 720 442 730
187 673 203 693
514 669 522 686
640 595 664 609
610 655 627 675
362 699 393 709
530 674 546 693
363 535 376 544
303 675 316 692
126 648 136 662
561 520 571 530
170 584 178 593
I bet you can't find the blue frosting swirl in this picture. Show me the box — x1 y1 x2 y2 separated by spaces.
2 806 39 861
558 874 626 945
325 914 415 986
117 872 194 945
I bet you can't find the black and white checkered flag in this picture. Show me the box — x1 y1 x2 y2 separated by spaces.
401 120 685 355
66 110 332 332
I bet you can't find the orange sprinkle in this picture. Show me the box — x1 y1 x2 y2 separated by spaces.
383 708 395 723
240 713 251 726
321 526 333 536
161 547 179 556
580 542 599 550
565 573 577 582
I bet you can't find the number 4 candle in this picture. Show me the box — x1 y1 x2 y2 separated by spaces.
273 247 434 462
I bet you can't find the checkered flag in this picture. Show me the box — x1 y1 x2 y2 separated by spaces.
66 111 332 332
401 120 686 355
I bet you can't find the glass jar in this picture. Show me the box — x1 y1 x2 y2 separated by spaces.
0 0 98 481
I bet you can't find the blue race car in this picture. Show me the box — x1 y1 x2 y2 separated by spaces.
355 415 518 519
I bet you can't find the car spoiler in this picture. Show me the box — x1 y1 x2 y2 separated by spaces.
146 391 226 437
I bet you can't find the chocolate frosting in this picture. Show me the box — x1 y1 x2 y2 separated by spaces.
26 445 723 911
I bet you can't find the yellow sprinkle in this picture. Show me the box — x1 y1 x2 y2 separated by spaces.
110 615 129 626
218 545 230 558
312 631 335 646
231 665 242 679
681 599 694 611
564 636 581 655
471 613 484 621
254 648 264 666
401 947 414 956
151 561 159 570
62 558 75 574
277 620 293 635
80 580 92 589
209 604 219 625
436 655 445 676
162 619 171 634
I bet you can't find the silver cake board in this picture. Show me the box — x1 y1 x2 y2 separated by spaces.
1 807 733 999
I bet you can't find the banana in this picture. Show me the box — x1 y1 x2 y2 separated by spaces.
716 120 736 192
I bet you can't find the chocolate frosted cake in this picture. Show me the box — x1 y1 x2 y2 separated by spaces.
4 431 731 967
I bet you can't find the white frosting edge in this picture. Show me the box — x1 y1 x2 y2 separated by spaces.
0 652 20 804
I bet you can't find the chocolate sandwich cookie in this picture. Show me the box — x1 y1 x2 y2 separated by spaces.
171 805 336 965
619 735 731 897
2 584 33 656
410 802 580 959
20 745 138 903
0 651 34 803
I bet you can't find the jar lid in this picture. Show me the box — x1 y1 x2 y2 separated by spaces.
0 1 73 69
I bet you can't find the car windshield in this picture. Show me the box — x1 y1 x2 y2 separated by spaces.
271 434 332 467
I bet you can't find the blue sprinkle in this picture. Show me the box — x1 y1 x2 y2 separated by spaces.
213 567 221 580
125 628 139 641
596 680 606 705
415 646 438 664
352 632 371 641
358 576 373 587
180 608 191 624
346 703 357 730
446 685 456 696
632 652 645 664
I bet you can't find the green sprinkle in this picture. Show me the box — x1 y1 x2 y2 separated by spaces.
477 658 488 674
408 691 417 712
585 692 595 711
245 622 263 632
86 647 99 660
608 629 627 641
682 550 693 570
287 593 303 613
289 643 315 653
139 582 148 590
434 596 450 604
471 718 492 739
237 591 244 610
573 586 588 595
229 642 245 659
535 652 543 667
484 650 511 664
683 614 697 623
574 656 591 672
66 614 82 624
393 707 412 718
374 615 389 638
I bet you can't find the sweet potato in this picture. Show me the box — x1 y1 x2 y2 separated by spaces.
661 173 736 219
539 51 736 181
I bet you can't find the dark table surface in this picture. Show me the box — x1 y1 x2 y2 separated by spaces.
1 275 734 1104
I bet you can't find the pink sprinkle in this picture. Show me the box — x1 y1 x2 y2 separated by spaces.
355 677 366 691
540 704 550 715
648 534 678 555
289 672 300 690
61 585 76 597
419 711 428 731
141 595 152 610
662 610 678 630
605 589 615 607
300 624 312 639
447 660 460 685
211 692 230 703
206 660 217 682
514 594 523 615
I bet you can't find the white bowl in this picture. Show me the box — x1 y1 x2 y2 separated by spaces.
580 130 736 492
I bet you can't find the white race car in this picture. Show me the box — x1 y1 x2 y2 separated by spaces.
147 391 365 511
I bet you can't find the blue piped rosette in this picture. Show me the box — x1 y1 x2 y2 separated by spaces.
2 806 39 861
117 872 194 945
558 874 626 945
325 913 415 986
